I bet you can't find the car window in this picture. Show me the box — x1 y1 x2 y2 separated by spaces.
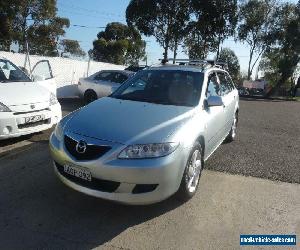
225 73 235 90
218 72 232 95
94 72 114 81
0 59 31 83
206 73 221 97
113 73 128 84
111 70 204 107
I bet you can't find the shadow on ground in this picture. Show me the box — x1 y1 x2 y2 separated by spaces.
0 145 183 249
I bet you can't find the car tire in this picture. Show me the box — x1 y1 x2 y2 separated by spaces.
84 90 98 104
226 111 238 142
176 142 204 202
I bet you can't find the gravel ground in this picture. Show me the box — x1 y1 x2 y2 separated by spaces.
206 98 300 184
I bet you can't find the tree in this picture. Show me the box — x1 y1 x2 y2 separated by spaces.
91 22 146 65
27 17 70 56
238 0 274 80
13 0 57 52
262 2 300 96
126 0 191 61
218 48 240 83
184 0 238 60
60 39 86 57
0 0 17 50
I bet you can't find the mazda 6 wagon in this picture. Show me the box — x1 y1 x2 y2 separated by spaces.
49 60 239 205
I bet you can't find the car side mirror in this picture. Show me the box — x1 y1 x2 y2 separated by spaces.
32 74 45 82
206 96 224 107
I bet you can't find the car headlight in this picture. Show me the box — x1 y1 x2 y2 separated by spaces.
0 102 11 112
54 122 63 141
50 93 58 106
118 142 179 159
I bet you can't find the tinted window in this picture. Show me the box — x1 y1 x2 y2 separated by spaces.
113 73 128 84
111 70 204 107
94 72 114 81
217 72 232 95
0 59 31 83
206 73 221 97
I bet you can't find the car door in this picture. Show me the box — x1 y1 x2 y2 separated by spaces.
92 71 115 97
31 60 56 94
217 71 236 135
204 72 226 157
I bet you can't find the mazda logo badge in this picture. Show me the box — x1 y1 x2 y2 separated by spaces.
30 104 35 109
76 140 87 154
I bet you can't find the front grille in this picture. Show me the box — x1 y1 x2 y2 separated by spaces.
55 162 120 193
64 135 111 161
18 119 50 129
14 108 49 115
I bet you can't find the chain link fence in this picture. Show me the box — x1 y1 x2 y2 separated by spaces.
0 51 125 98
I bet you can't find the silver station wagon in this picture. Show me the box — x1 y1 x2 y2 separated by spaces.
49 60 239 205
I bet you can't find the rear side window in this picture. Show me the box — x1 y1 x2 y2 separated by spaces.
113 73 128 84
206 73 221 97
94 72 114 81
217 72 233 95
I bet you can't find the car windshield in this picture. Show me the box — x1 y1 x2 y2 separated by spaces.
111 69 204 107
0 59 31 83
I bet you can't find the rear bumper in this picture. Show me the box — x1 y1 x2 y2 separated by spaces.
0 103 62 140
49 133 188 205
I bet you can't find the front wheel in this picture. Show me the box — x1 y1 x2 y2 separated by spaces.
84 90 98 104
176 142 204 201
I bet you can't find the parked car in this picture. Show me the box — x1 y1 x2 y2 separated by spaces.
78 70 134 103
0 57 62 140
50 61 239 205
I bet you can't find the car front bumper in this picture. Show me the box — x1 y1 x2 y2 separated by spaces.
0 103 62 140
49 132 188 205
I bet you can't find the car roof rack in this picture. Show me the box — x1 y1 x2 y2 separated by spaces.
158 58 228 70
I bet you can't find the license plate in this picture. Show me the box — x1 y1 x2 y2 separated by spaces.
24 115 44 123
64 164 92 182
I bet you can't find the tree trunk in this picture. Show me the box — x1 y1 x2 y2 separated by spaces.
173 40 178 64
247 48 254 80
163 37 169 62
216 34 222 60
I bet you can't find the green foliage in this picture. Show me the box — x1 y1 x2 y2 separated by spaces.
261 2 300 95
218 48 240 83
238 0 274 80
60 39 86 57
27 17 70 56
126 0 191 60
0 0 84 58
91 22 146 65
185 0 238 59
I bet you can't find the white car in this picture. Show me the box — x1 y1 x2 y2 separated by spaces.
0 58 62 140
78 70 134 103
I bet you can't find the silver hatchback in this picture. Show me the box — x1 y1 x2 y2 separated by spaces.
49 62 239 205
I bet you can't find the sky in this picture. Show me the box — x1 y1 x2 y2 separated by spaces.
56 0 297 75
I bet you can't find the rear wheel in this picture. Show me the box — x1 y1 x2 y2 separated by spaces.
226 111 238 142
176 142 204 201
84 90 98 104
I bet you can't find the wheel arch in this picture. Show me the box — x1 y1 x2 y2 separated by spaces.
195 135 205 159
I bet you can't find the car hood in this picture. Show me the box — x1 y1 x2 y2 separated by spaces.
0 82 50 106
66 97 194 144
